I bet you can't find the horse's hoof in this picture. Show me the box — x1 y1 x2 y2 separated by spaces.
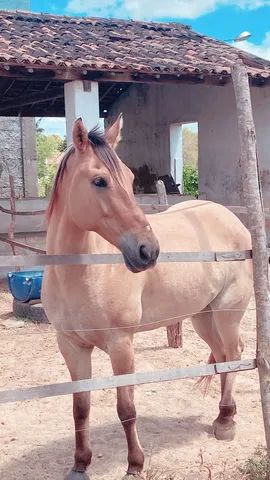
213 418 236 441
64 470 90 480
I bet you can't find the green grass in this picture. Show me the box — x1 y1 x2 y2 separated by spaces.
240 445 270 480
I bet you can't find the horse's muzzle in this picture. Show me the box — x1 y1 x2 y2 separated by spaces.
119 232 160 273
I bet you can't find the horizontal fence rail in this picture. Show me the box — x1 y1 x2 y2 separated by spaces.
0 250 253 268
0 234 46 254
0 358 256 405
1 203 270 216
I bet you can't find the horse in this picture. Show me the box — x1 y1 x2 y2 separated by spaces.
41 114 253 480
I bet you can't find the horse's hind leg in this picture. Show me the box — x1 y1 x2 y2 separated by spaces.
57 333 93 480
211 302 247 441
108 333 144 478
191 307 226 365
192 304 246 441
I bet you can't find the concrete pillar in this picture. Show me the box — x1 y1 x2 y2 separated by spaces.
170 124 183 192
21 117 38 198
64 80 100 145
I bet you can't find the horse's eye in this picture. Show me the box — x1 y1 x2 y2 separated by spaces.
93 177 108 188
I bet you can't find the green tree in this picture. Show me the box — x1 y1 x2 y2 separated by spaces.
36 129 65 197
182 127 199 195
182 127 198 167
183 165 199 196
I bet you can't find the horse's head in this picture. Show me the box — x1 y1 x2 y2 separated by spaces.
62 115 159 272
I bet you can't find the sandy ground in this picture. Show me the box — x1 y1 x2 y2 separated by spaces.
0 282 264 480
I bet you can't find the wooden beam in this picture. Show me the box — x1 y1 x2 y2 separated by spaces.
0 78 14 96
0 249 253 269
100 82 117 102
3 79 15 96
8 175 16 257
0 107 65 117
0 63 230 86
232 62 270 465
0 234 46 254
0 87 64 111
0 63 268 90
0 203 45 216
0 359 256 405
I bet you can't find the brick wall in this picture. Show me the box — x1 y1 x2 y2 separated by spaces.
0 117 38 199
0 117 24 199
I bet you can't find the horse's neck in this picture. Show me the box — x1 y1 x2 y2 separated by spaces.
46 205 98 255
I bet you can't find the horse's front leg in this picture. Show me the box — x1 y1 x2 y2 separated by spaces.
57 333 93 480
108 333 144 478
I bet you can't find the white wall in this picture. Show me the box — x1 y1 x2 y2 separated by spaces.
107 82 270 207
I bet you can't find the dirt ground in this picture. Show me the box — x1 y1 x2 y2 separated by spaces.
0 282 264 480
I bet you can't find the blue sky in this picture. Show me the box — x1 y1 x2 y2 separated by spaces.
32 0 270 137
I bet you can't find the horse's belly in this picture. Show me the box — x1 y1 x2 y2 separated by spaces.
138 263 223 331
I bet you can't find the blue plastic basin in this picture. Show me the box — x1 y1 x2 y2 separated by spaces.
7 270 43 303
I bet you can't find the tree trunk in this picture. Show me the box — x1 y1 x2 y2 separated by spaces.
232 62 270 466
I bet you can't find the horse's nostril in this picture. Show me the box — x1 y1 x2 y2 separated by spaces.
139 245 151 262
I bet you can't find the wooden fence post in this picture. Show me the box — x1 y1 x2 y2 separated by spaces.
156 179 183 348
156 180 168 207
8 175 16 257
232 62 270 463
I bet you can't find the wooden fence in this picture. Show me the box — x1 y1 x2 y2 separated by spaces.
0 246 257 406
0 63 269 464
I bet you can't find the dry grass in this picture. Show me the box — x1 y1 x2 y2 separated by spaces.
145 468 177 480
240 445 270 480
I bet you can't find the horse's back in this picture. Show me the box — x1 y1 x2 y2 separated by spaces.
147 200 251 252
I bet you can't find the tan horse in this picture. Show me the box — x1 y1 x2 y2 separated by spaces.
42 115 253 480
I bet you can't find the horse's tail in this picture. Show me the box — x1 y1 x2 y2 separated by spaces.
196 336 245 396
196 351 216 396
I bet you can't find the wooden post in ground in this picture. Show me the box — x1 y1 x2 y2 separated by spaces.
156 180 168 207
156 180 183 348
232 62 270 463
8 175 16 257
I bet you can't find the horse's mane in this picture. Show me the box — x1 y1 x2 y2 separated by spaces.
46 127 120 221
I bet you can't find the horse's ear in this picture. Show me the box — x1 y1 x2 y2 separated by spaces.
105 113 123 149
72 118 89 152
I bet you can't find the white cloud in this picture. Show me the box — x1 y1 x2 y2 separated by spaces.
66 0 270 20
67 0 123 17
37 118 66 137
236 32 270 61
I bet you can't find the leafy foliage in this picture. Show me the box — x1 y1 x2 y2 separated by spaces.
36 122 66 197
183 164 199 196
182 126 199 196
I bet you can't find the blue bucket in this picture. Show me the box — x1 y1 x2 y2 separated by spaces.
7 271 43 303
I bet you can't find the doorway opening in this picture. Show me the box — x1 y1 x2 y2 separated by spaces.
169 122 198 195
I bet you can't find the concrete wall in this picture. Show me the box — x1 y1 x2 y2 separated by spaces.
0 117 38 199
0 197 47 234
107 82 270 207
0 194 195 236
0 194 196 278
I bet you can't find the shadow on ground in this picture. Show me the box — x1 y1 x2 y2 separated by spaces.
1 414 209 480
